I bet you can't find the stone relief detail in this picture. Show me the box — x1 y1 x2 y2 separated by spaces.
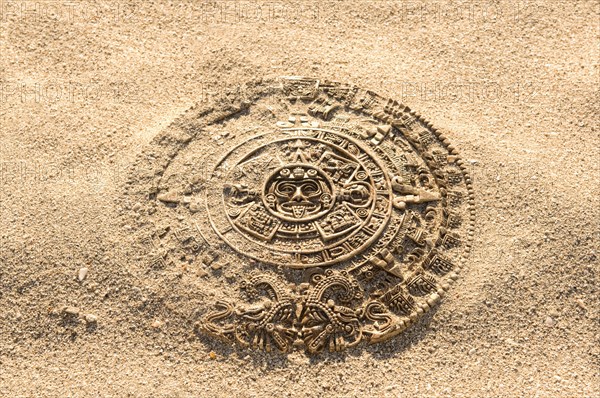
199 269 365 353
206 130 393 268
125 77 475 354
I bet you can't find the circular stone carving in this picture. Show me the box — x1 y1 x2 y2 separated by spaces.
209 133 392 268
124 77 475 354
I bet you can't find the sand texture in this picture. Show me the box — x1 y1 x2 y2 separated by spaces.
0 1 598 397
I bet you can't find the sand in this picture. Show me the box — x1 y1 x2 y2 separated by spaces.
0 1 598 397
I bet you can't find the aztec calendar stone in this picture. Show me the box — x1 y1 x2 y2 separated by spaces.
125 77 474 354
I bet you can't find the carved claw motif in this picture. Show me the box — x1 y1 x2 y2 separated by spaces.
299 270 363 353
199 274 298 352
200 271 372 353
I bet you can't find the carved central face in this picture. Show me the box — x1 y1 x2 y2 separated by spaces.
264 165 335 221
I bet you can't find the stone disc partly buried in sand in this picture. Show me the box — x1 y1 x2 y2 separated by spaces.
125 77 474 354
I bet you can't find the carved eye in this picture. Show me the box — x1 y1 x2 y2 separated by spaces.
275 182 296 197
300 181 320 196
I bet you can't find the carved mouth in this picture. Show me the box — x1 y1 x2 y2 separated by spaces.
280 202 319 218
292 205 305 218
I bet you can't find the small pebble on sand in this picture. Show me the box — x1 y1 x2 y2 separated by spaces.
63 307 80 317
78 267 89 282
151 320 164 329
85 314 98 324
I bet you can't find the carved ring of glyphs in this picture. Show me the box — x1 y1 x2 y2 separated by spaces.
208 133 393 268
127 77 475 354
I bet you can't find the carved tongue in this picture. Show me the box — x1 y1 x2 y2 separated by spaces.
292 205 305 218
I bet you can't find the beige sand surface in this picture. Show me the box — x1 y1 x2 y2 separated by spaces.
0 1 598 397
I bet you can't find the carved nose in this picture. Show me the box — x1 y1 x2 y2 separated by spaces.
291 186 306 202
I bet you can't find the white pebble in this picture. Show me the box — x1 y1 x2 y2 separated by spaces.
151 320 164 329
78 267 89 282
63 307 80 317
85 314 98 324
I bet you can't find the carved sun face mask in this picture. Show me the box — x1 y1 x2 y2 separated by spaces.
275 179 323 218
264 165 334 221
